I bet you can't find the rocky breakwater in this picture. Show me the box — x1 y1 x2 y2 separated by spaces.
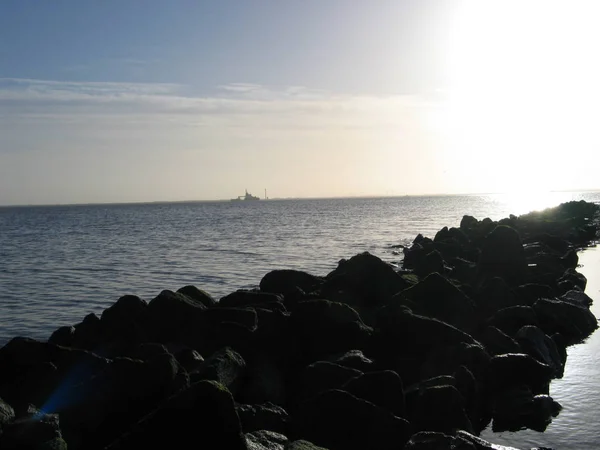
0 200 598 450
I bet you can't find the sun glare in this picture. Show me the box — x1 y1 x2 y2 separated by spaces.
433 1 600 194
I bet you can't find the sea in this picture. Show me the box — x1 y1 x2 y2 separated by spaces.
1 192 600 449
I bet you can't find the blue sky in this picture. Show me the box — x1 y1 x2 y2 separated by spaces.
1 1 600 205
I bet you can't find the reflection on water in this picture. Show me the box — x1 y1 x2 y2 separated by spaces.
481 246 600 449
485 191 586 217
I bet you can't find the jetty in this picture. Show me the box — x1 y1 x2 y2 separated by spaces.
0 200 598 449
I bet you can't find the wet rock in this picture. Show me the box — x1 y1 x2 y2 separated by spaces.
341 370 405 418
487 306 538 337
220 290 284 308
492 385 561 432
479 326 521 356
406 383 473 434
326 350 374 372
105 380 247 450
236 402 290 434
513 284 553 307
405 431 476 450
489 353 554 395
177 285 217 307
260 270 324 300
0 406 67 450
287 300 373 367
245 429 289 450
390 272 476 332
477 225 527 287
515 325 563 377
321 252 408 308
294 362 362 405
533 297 598 344
193 347 246 396
560 289 593 308
294 389 411 450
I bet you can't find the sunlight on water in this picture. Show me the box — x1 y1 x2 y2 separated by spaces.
486 191 584 217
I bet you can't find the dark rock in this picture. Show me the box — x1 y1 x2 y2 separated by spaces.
487 306 538 337
477 225 527 287
558 269 587 293
475 277 517 316
479 326 521 356
406 384 473 434
321 252 408 308
287 300 372 367
533 298 598 344
405 431 476 450
236 402 290 434
193 347 246 396
489 353 554 395
101 295 151 344
294 389 411 450
515 325 563 377
513 284 553 307
240 354 286 405
48 326 76 347
0 396 15 428
326 350 374 372
71 313 103 350
0 406 66 450
130 342 169 362
341 370 405 418
560 289 593 308
492 385 560 432
285 440 329 450
177 285 217 307
295 362 362 405
245 429 288 449
390 272 476 332
170 346 204 373
414 250 446 277
260 270 323 299
105 380 247 450
220 290 284 308
147 289 206 341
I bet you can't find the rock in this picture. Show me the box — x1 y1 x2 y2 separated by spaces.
147 289 207 341
341 370 405 418
260 270 324 300
533 298 598 344
287 300 373 367
294 389 411 450
71 313 103 350
390 272 476 332
100 295 151 344
513 284 553 307
487 306 539 337
0 406 67 449
0 396 15 428
489 353 554 395
475 277 517 316
294 362 362 405
492 385 561 432
245 429 289 450
130 342 170 362
560 289 593 308
193 347 246 396
414 250 446 278
479 326 521 356
236 403 290 434
515 325 563 377
406 383 473 434
220 290 284 308
326 350 374 372
48 326 76 347
105 380 247 450
477 225 527 287
240 354 287 405
177 285 217 307
405 431 476 450
321 252 408 308
285 440 329 450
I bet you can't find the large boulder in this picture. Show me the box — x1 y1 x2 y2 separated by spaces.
260 270 324 301
286 300 373 367
236 402 291 435
515 325 563 377
193 347 246 396
488 353 554 395
321 252 408 308
293 362 362 406
486 306 538 337
477 225 527 287
341 370 405 418
245 429 288 450
105 380 247 450
177 285 217 307
220 290 284 308
389 272 476 332
533 297 598 344
294 389 411 450
491 385 561 432
0 406 67 450
147 289 207 341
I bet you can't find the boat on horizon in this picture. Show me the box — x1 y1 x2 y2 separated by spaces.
231 189 261 202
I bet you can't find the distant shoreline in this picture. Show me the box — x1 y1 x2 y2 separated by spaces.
2 189 600 209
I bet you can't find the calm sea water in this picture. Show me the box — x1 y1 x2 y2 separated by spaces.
1 191 600 449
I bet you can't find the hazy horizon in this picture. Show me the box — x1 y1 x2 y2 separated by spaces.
2 1 600 205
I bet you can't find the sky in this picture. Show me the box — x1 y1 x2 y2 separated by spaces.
1 1 600 205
